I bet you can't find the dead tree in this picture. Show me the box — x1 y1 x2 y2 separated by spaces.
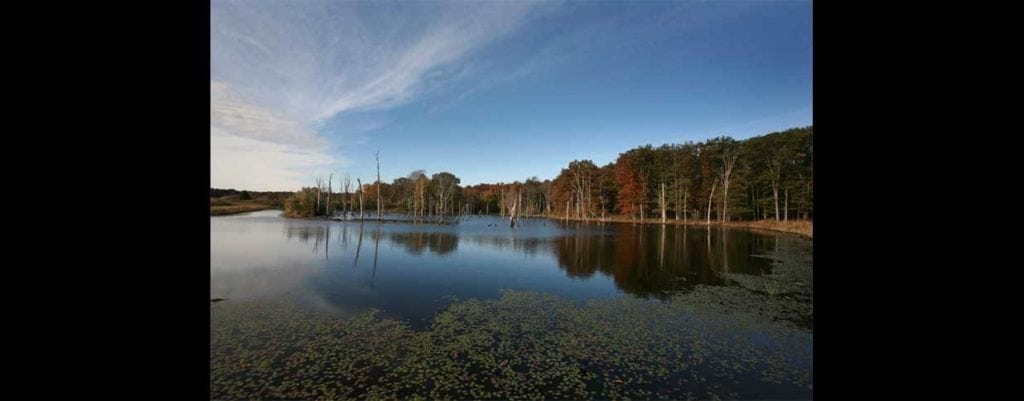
767 160 782 221
545 184 554 216
684 187 692 224
509 187 522 228
784 188 789 222
720 148 738 222
327 173 333 217
658 182 668 223
499 185 506 217
315 177 323 216
343 175 352 213
706 180 717 225
357 178 364 220
376 151 382 221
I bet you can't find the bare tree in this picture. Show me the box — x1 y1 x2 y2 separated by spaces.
326 173 333 217
568 162 596 221
706 180 717 225
509 187 522 228
376 151 383 221
658 182 668 223
720 147 738 222
315 177 323 216
343 175 352 214
784 188 789 222
683 188 688 224
406 170 426 219
766 159 782 221
499 184 506 217
431 173 458 223
545 183 554 216
357 178 364 220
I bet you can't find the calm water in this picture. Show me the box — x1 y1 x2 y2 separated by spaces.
212 210 810 327
211 210 813 399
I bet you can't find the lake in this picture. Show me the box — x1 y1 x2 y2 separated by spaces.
211 210 813 400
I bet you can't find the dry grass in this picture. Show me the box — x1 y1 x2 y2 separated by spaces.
724 220 812 238
551 215 813 238
210 198 273 216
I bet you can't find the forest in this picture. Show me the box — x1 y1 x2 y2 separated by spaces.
253 126 811 224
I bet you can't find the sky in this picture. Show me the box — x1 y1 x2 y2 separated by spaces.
211 0 812 191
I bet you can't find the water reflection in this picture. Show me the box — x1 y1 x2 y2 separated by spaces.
462 235 548 256
212 211 810 322
387 232 459 255
549 224 777 299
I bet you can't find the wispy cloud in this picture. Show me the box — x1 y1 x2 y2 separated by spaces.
211 1 540 190
211 126 337 191
211 81 323 148
315 3 535 119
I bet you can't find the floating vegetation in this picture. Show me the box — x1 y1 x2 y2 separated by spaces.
212 289 812 400
722 235 813 329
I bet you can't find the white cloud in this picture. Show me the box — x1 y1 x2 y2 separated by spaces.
316 4 535 119
211 1 539 190
211 81 324 148
211 80 340 190
212 128 340 191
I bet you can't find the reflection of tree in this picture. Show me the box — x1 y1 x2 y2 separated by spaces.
387 232 459 255
551 225 773 299
287 225 326 243
353 223 364 268
286 225 334 256
462 235 548 256
372 224 381 289
388 232 428 255
553 234 612 278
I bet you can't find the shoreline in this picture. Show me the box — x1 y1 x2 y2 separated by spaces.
549 216 812 238
284 211 813 239
210 204 274 216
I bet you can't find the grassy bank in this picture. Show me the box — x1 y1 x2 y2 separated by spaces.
724 220 812 238
211 189 290 216
210 197 273 216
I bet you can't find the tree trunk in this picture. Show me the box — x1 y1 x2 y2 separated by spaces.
376 152 382 221
357 178 364 220
675 183 681 221
683 189 688 224
722 163 734 222
509 189 520 228
773 183 780 221
660 182 667 223
315 178 322 216
500 187 506 217
784 188 789 222
706 181 717 225
344 175 352 214
327 174 333 217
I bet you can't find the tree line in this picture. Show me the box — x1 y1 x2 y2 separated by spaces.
281 126 811 223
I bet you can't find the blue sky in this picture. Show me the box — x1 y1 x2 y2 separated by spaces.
211 0 812 191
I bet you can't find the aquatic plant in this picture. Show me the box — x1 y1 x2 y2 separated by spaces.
212 288 812 400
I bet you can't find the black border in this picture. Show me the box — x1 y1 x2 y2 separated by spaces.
97 0 889 398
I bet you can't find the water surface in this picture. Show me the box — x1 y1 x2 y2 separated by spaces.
211 210 813 399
